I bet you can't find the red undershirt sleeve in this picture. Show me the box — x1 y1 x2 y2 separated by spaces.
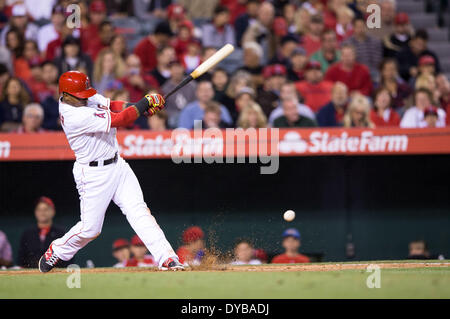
110 100 127 113
110 106 140 128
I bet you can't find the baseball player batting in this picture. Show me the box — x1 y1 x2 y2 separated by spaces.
38 70 183 272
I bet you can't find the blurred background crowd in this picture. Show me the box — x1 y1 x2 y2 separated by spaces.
0 0 450 133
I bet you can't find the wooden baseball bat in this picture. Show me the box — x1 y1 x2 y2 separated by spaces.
163 44 235 100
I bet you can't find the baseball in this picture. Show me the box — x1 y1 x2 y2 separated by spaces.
283 210 295 222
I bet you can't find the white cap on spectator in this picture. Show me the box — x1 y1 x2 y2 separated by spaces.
12 3 27 17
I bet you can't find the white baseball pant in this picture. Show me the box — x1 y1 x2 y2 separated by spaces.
51 156 177 266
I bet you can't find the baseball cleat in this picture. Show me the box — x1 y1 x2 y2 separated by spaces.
160 257 185 271
38 245 61 273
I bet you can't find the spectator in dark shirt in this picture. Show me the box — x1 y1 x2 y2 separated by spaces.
239 41 264 88
17 196 71 268
234 0 261 47
273 98 317 128
317 81 349 127
383 12 413 58
375 58 412 110
15 103 46 133
0 76 31 132
257 64 287 117
149 46 176 87
287 47 308 82
41 91 61 131
54 36 93 79
408 240 430 259
269 35 299 67
212 67 232 108
397 29 441 82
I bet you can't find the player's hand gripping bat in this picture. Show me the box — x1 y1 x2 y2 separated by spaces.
163 44 235 100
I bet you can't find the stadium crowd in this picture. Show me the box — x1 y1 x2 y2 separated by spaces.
0 0 449 133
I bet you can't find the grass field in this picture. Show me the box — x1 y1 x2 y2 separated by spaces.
1 261 449 299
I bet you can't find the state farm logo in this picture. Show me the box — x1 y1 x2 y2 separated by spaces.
121 134 173 157
279 130 408 154
0 141 11 158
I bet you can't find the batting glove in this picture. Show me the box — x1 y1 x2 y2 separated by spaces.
145 93 165 116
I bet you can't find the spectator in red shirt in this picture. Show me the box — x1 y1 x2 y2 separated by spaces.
167 3 187 34
125 235 157 267
86 20 116 61
45 22 76 62
221 0 247 25
335 5 354 43
423 106 440 128
112 239 130 268
134 21 174 73
23 40 41 71
271 228 310 264
325 44 373 96
5 27 31 82
435 73 450 125
172 20 195 58
295 60 333 112
28 61 58 103
80 0 107 59
302 14 324 56
119 54 159 102
323 0 347 30
370 87 400 127
176 226 205 266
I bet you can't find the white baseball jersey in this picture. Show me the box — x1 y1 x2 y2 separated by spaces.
52 93 178 267
59 93 118 164
400 106 447 128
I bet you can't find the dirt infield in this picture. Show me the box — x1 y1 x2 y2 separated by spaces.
1 262 449 276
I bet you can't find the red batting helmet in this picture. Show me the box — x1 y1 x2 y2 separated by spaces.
59 71 97 99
